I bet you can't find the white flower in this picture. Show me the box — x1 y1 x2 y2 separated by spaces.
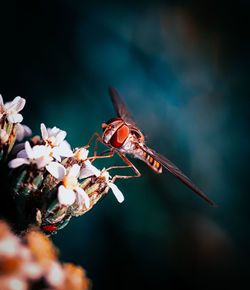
74 147 89 161
8 141 66 179
74 148 101 179
79 158 124 203
4 96 26 123
58 164 90 208
100 170 124 203
41 123 73 161
16 124 32 142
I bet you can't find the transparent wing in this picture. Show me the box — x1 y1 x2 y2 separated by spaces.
146 147 217 206
109 87 137 127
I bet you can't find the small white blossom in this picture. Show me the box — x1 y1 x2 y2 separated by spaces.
41 123 73 161
4 96 26 123
79 156 124 203
74 148 101 179
74 147 89 161
58 164 90 208
100 170 124 203
16 124 32 142
8 141 66 179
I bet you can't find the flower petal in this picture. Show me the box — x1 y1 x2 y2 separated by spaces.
25 141 33 159
12 143 25 155
7 113 23 123
55 130 66 144
57 141 73 157
17 148 28 158
75 187 90 208
79 161 101 179
14 96 26 112
58 185 75 206
51 147 62 161
8 158 29 168
16 124 32 142
46 162 66 180
16 124 24 141
68 164 80 177
36 156 52 169
40 123 48 140
108 183 124 203
0 94 4 111
48 126 60 136
32 145 50 158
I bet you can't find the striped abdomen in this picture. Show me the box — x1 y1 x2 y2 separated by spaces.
142 150 162 173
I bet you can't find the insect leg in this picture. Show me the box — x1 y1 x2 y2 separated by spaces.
99 149 112 156
82 132 103 149
88 138 114 162
108 152 141 183
81 133 114 161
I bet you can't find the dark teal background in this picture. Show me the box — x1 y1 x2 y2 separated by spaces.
0 1 249 289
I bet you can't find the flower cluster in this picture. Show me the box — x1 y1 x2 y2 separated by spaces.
0 94 31 161
0 93 125 235
0 93 128 288
0 221 90 289
9 123 124 209
9 123 73 180
1 100 124 234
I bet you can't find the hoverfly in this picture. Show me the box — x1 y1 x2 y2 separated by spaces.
86 88 216 206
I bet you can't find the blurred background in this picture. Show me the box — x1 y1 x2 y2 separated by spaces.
0 0 249 289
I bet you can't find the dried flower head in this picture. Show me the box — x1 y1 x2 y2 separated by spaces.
0 221 91 290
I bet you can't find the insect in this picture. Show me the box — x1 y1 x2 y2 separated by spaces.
86 88 216 206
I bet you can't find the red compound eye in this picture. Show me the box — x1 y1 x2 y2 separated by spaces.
110 124 129 148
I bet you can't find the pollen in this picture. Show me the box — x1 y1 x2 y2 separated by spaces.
9 109 16 115
75 148 89 161
62 175 78 190
47 136 57 147
101 170 110 182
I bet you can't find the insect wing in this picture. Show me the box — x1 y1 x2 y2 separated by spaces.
109 87 137 127
148 148 217 206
